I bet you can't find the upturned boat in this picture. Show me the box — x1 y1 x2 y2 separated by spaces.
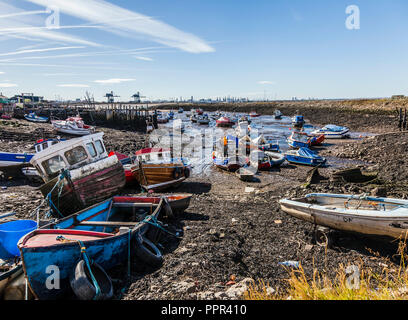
18 195 190 300
285 147 326 167
52 117 95 136
311 125 350 139
24 112 48 123
30 133 126 217
279 193 408 239
131 148 191 191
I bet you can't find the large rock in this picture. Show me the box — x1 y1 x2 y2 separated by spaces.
224 278 254 299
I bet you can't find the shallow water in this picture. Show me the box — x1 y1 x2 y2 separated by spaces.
152 111 376 174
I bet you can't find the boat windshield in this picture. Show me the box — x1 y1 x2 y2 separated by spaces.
42 155 66 176
64 146 88 165
94 140 105 154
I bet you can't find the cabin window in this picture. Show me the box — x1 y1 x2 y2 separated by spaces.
51 141 58 146
42 142 48 150
42 155 66 176
158 153 163 159
86 143 97 158
64 146 88 165
95 140 105 155
35 145 41 153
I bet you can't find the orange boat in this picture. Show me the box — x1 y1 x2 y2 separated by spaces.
131 148 191 191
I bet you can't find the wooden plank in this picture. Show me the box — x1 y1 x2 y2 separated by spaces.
78 221 139 227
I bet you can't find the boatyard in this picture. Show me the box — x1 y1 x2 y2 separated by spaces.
1 98 408 300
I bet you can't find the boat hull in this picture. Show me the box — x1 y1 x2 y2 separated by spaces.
132 163 189 191
279 196 408 239
0 152 34 170
40 157 126 217
285 155 326 167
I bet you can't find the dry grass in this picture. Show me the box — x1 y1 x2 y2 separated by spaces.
244 238 408 300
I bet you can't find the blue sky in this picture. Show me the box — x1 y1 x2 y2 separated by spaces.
0 0 407 101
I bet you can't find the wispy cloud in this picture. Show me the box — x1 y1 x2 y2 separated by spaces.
134 56 154 62
258 81 276 85
0 83 18 87
0 10 48 19
94 78 135 84
0 46 85 57
0 71 5 74
26 0 214 53
57 84 90 88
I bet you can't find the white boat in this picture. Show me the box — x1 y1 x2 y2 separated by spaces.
235 121 249 137
311 125 350 139
51 117 95 136
197 114 210 125
279 193 408 239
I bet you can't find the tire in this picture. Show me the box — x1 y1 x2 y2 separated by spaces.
173 167 182 180
70 260 113 300
184 167 191 179
133 234 163 268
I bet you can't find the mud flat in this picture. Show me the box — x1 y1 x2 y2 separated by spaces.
0 107 405 300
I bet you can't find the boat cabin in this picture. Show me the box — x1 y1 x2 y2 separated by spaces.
135 148 172 164
34 138 64 153
30 133 108 182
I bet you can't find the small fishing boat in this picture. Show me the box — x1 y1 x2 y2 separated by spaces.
292 115 305 127
196 108 204 115
52 117 95 136
108 152 136 185
31 132 126 217
236 167 255 182
311 125 350 139
216 117 235 128
213 136 248 171
18 196 184 300
287 132 325 149
178 107 184 114
252 135 280 153
235 120 249 137
0 152 33 171
24 112 48 123
274 110 283 119
190 114 198 123
265 151 286 167
285 147 326 167
197 114 210 125
279 193 408 239
249 111 260 118
168 111 175 120
1 114 11 120
248 150 285 170
131 148 191 191
157 114 169 124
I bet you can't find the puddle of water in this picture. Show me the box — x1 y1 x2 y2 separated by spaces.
152 111 375 174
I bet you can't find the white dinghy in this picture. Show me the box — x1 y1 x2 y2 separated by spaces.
279 193 408 239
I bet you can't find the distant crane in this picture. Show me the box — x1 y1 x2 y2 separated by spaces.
131 92 146 103
105 91 119 103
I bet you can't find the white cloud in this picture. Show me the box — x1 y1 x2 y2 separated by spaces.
26 0 214 53
0 83 17 87
0 71 4 74
258 81 276 85
0 46 85 57
94 78 135 84
57 84 90 88
134 56 153 61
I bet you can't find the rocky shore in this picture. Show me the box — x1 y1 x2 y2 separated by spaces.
0 102 406 300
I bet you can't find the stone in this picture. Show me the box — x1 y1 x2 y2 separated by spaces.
173 280 196 294
245 187 255 193
224 278 254 299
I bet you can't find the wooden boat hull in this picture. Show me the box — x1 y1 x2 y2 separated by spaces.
0 264 23 296
18 197 166 300
40 157 126 217
279 194 408 239
132 163 190 191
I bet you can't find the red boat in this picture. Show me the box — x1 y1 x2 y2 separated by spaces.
216 117 235 128
310 134 325 146
1 114 11 120
196 108 204 115
109 151 136 185
249 111 261 118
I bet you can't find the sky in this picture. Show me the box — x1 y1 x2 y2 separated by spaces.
0 0 407 101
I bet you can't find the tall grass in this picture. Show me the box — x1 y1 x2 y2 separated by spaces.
244 238 408 300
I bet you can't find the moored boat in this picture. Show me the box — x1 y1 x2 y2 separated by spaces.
274 110 283 119
311 125 350 139
279 193 408 239
52 117 95 136
30 132 126 217
216 116 235 128
131 148 191 191
236 167 255 181
0 152 33 171
292 115 304 128
24 112 48 123
18 196 181 300
249 111 260 118
285 147 326 167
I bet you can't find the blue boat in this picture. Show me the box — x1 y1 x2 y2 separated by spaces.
287 132 310 149
311 124 350 139
285 147 327 167
18 196 187 300
24 112 49 123
0 152 34 170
